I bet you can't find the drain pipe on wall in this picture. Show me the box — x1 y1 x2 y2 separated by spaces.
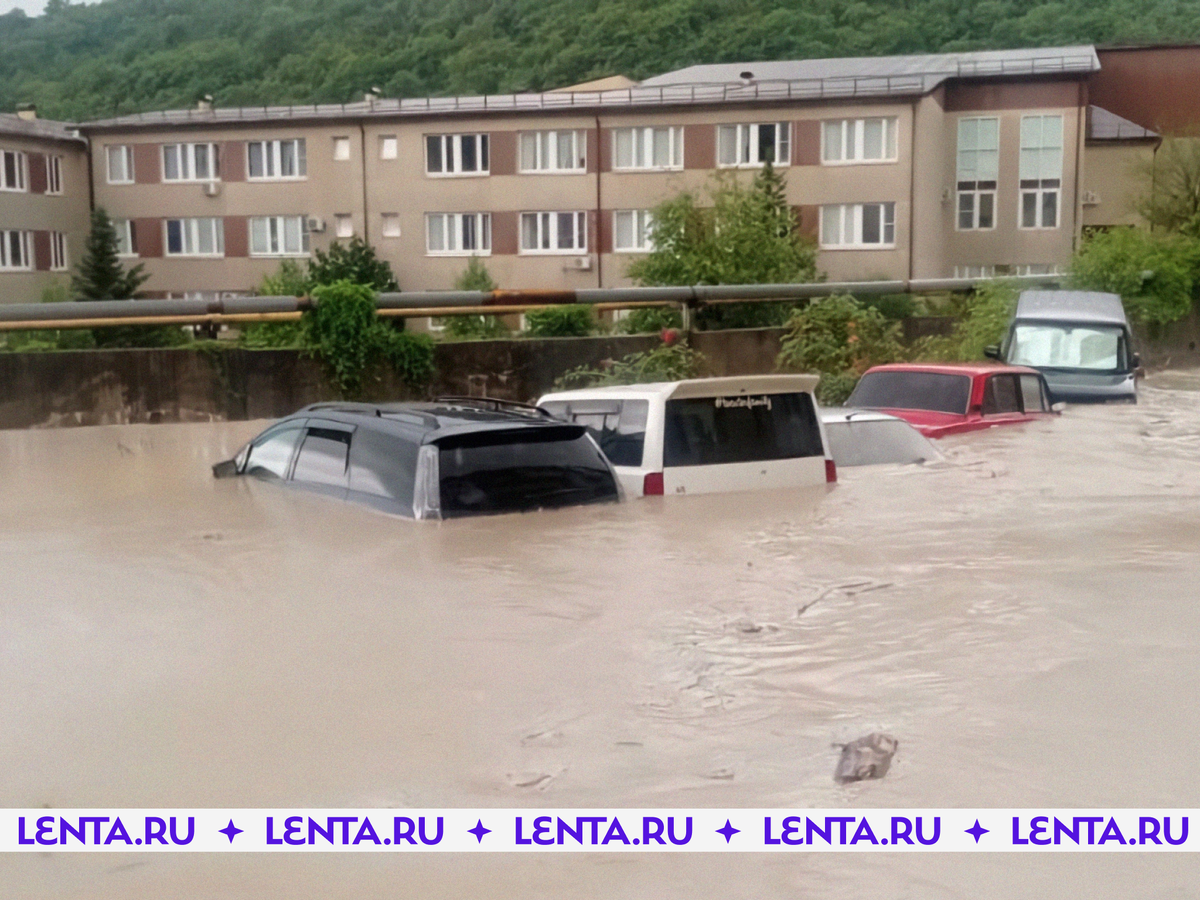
359 120 370 244
595 114 603 289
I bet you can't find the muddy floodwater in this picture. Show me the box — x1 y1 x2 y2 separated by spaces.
2 375 1200 897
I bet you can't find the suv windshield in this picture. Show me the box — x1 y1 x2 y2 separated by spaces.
663 392 823 467
437 429 618 517
847 372 972 414
1009 323 1126 371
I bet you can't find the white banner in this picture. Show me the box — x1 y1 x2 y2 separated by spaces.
1 809 1193 852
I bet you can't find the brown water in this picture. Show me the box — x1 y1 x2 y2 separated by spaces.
2 375 1200 897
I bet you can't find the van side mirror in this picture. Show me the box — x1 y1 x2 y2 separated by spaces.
984 344 1003 361
1131 352 1142 370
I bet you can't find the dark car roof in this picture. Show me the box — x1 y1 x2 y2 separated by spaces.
284 400 566 444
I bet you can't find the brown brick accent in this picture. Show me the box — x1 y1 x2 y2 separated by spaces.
32 230 51 271
133 218 163 257
586 209 598 254
793 120 821 166
489 132 516 176
944 79 1081 112
586 127 600 174
133 143 160 184
794 205 820 241
27 153 47 193
597 209 613 255
221 141 245 181
598 128 612 172
224 216 248 257
491 211 519 255
684 124 714 169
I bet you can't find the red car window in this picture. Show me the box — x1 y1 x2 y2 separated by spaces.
983 375 1021 415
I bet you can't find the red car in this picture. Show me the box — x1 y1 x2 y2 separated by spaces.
844 363 1058 438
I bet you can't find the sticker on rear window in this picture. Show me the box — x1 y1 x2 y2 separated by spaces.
714 395 773 411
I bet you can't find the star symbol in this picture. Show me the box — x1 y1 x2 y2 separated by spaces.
219 819 243 843
468 819 491 843
965 820 989 844
716 819 740 844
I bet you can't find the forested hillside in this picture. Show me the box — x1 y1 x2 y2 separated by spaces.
3 0 1199 121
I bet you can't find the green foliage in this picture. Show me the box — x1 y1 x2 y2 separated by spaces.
454 256 497 292
441 257 508 339
617 306 683 334
302 280 433 396
239 260 308 349
777 295 903 404
909 280 1020 361
72 207 149 302
523 305 595 337
1138 137 1200 238
554 342 707 390
627 168 816 329
308 236 399 292
1069 228 1198 327
860 293 916 320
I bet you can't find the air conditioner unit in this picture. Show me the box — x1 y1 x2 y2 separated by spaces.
306 216 326 233
1081 190 1100 206
203 181 221 197
568 255 593 271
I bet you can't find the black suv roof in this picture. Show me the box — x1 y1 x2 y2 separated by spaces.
288 398 567 444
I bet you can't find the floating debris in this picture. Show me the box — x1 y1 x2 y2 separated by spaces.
834 733 898 783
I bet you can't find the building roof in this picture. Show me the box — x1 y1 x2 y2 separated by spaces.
79 45 1101 133
549 74 637 93
0 113 85 145
1088 105 1159 141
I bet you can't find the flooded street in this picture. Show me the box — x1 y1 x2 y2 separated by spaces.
2 375 1200 897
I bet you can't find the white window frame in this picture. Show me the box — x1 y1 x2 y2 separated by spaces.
0 230 32 270
612 126 683 171
613 209 653 252
249 216 310 257
1018 114 1063 231
716 122 790 168
520 211 588 254
379 135 398 160
518 130 587 173
381 213 401 238
46 155 63 194
114 219 137 257
0 149 28 191
425 212 492 256
956 117 999 231
49 232 68 271
162 142 220 182
246 139 307 181
164 217 225 257
425 133 489 176
821 118 899 165
334 214 354 239
105 145 134 184
333 136 351 161
819 202 896 249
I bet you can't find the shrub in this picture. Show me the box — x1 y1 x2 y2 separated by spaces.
240 260 308 349
441 257 508 339
909 280 1019 361
308 236 399 292
1070 227 1198 328
524 305 595 337
617 306 683 334
554 342 707 390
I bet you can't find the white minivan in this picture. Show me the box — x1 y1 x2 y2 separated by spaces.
537 375 836 497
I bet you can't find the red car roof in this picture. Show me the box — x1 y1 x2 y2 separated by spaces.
861 362 1043 378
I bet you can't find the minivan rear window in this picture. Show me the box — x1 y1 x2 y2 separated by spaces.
663 392 823 468
847 372 971 414
437 429 618 517
539 399 649 467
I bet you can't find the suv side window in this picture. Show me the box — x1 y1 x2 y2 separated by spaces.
982 375 1021 415
244 424 305 480
292 427 352 488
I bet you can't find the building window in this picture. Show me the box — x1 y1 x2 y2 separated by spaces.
613 127 683 170
250 216 309 256
162 142 220 182
519 130 586 173
1 149 27 191
379 136 398 160
426 133 489 175
114 219 137 257
520 211 587 253
717 123 790 167
953 265 997 279
333 137 351 161
820 202 896 248
956 117 999 230
165 217 224 256
46 155 63 194
381 213 401 238
821 118 899 164
426 212 491 256
50 232 68 271
0 230 31 269
106 145 134 184
613 210 653 252
334 214 353 239
1019 115 1063 229
247 139 306 180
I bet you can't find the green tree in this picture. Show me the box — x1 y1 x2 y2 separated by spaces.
239 259 308 349
1070 228 1198 328
1139 137 1200 237
72 207 148 301
442 257 508 339
308 236 399 291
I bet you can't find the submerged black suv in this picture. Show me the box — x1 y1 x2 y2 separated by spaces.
213 399 621 518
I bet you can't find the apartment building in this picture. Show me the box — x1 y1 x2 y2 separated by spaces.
0 112 90 304
0 43 1190 305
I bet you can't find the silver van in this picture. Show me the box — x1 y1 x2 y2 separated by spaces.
986 290 1139 403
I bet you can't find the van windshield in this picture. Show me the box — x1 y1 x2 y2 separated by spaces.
663 392 823 467
1009 323 1126 371
438 429 618 517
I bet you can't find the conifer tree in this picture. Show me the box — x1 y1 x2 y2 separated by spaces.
72 207 149 301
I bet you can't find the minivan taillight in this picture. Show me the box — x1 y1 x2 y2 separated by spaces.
643 472 664 495
825 459 837 484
